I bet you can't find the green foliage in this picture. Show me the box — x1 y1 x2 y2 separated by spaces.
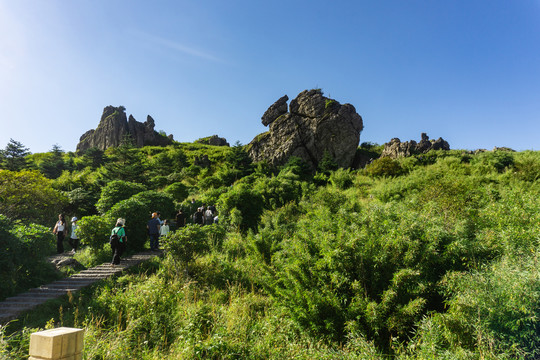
0 170 67 225
161 224 210 274
95 180 147 214
279 156 312 180
512 150 540 182
76 214 113 252
364 157 404 177
217 183 264 232
0 138 30 171
3 144 540 359
253 171 303 210
163 182 189 203
328 168 354 189
101 141 147 183
79 147 105 169
317 151 339 174
472 150 515 173
38 144 66 179
0 215 57 300
225 142 253 177
107 190 175 251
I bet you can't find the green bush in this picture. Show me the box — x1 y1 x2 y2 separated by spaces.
0 170 67 226
163 182 189 203
364 157 404 177
95 180 146 214
77 214 114 252
218 183 264 232
161 224 210 275
0 215 57 300
328 168 354 190
253 172 303 210
107 190 175 251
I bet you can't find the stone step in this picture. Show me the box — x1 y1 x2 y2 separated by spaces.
0 251 161 325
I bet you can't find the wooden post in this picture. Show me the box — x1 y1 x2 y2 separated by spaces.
28 327 84 360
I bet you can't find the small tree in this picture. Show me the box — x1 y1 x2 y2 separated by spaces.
161 224 209 276
96 180 147 214
0 139 30 171
75 214 113 252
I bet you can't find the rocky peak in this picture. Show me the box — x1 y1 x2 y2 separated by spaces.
77 106 173 152
248 89 364 169
381 133 450 158
195 135 230 147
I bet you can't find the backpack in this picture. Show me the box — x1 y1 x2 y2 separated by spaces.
110 227 121 245
109 233 119 245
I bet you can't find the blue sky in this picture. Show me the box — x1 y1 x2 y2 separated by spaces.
1 0 539 154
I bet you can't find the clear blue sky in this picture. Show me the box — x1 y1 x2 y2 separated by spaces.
1 0 539 154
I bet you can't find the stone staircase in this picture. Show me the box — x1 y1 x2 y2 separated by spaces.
0 251 162 325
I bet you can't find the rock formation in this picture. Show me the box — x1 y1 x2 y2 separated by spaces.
77 106 173 152
248 89 364 169
195 135 230 147
381 133 450 158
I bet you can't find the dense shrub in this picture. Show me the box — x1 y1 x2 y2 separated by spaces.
95 180 147 214
364 157 404 177
0 215 56 300
0 170 67 226
107 190 175 251
217 183 264 232
161 224 210 275
163 182 189 203
253 172 303 210
77 214 114 252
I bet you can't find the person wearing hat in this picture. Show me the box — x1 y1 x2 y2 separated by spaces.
147 212 161 251
110 218 127 265
69 216 79 254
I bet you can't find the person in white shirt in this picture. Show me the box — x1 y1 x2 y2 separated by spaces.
52 214 67 254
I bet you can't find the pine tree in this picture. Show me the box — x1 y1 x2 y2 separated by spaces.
0 138 30 171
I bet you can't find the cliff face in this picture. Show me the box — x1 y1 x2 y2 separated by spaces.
76 106 173 152
248 89 364 169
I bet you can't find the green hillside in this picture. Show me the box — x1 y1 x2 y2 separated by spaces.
1 139 539 359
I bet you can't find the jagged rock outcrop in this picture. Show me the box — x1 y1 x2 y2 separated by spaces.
248 89 363 169
195 135 230 147
76 106 173 152
381 133 450 158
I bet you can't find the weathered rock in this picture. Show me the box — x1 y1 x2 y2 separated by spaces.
248 89 363 169
77 106 173 152
381 133 450 158
261 95 288 126
195 135 230 146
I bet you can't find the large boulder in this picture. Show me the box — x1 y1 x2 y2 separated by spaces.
77 106 173 152
248 89 363 169
381 133 450 158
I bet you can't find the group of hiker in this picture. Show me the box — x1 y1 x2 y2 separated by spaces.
53 203 219 266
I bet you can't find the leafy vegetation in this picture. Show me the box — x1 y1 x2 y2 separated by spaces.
1 139 539 359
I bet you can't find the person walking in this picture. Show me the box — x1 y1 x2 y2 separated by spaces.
204 206 214 225
147 212 161 251
110 218 127 265
175 209 186 229
52 214 67 254
68 216 79 254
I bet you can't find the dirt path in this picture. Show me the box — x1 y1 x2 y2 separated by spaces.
0 251 162 325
